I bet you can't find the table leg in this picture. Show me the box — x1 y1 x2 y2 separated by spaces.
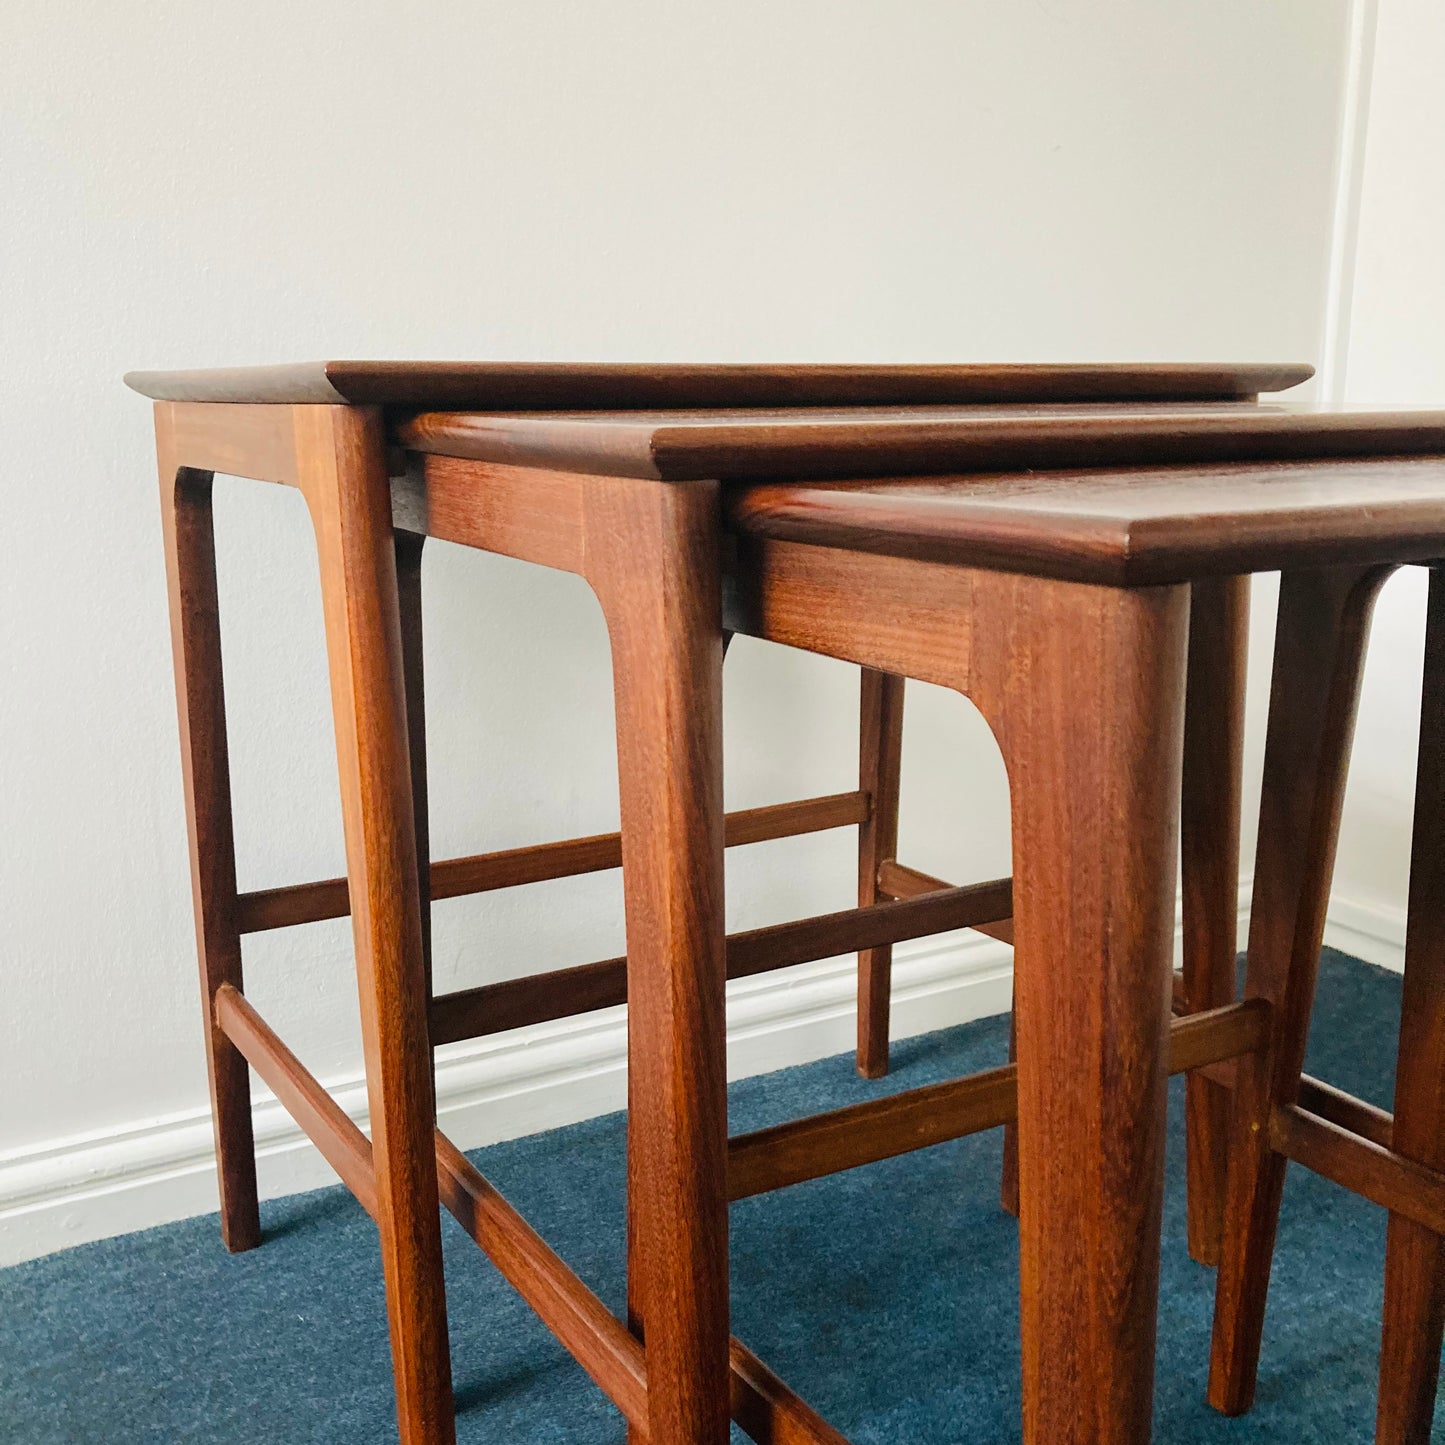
1208 564 1389 1416
1180 575 1250 1266
1001 1005 1020 1216
301 406 454 1445
857 669 905 1079
156 420 261 1254
982 576 1188 1444
1377 567 1445 1445
589 476 730 1445
394 530 433 1011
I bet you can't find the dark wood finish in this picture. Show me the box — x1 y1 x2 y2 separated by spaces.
983 573 1189 1445
727 1339 853 1445
1271 1104 1445 1239
729 452 1445 584
587 476 731 1445
235 791 866 933
434 1132 650 1431
154 416 261 1254
125 359 1313 408
397 403 1445 483
726 537 1193 1443
1001 1004 1021 1220
149 377 1445 1445
1377 566 1445 1445
299 405 455 1444
394 531 433 1007
215 983 378 1218
1296 1073 1393 1150
1208 564 1391 1418
875 859 1015 943
1180 575 1251 1266
729 1000 1268 1201
855 671 905 1079
428 880 1015 1046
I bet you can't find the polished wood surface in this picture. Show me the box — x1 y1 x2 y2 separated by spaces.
394 400 1445 482
235 791 867 933
216 982 378 1218
991 576 1187 1445
1207 565 1390 1418
1179 575 1251 1265
394 531 433 1003
301 406 456 1443
855 670 905 1079
155 426 261 1253
213 965 844 1441
148 373 1445 1445
587 476 731 1445
729 452 1445 584
1376 567 1445 1445
428 881 1012 1045
729 1000 1268 1202
125 359 1313 408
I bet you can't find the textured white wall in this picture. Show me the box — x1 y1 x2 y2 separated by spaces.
1329 0 1445 960
0 0 1352 1252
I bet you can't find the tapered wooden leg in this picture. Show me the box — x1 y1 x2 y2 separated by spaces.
1000 1002 1020 1216
156 421 262 1254
1208 565 1389 1417
1377 567 1445 1445
394 530 433 1008
1180 575 1250 1266
300 407 454 1445
591 476 730 1445
857 670 905 1078
982 575 1189 1445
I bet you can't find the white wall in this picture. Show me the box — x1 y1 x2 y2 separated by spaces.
1326 0 1445 966
0 0 1354 1262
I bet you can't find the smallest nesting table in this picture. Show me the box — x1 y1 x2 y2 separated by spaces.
129 360 1445 1445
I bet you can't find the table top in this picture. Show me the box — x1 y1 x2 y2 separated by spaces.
124 359 1309 410
396 402 1445 481
728 455 1445 585
130 361 1445 582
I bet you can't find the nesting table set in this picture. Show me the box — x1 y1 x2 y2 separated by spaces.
128 361 1445 1444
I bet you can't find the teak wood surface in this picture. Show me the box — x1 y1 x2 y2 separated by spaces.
140 366 1445 1445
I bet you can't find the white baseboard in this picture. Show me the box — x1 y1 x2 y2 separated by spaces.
0 928 1013 1268
1323 892 1407 972
0 885 1402 1270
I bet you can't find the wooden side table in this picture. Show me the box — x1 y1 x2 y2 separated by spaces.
129 360 1445 1444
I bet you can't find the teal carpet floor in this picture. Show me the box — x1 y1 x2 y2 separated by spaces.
1 949 1433 1442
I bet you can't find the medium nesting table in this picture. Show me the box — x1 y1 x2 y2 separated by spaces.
128 360 1445 1445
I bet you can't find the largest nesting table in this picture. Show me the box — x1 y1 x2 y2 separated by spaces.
127 361 1445 1445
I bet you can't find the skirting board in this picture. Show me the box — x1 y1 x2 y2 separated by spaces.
1322 893 1406 973
0 927 1012 1267
0 885 1396 1269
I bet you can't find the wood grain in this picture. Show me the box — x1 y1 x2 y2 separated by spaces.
299 405 454 1444
428 877 1009 1041
977 574 1188 1445
728 452 1445 583
398 403 1445 483
855 671 905 1079
1377 566 1445 1445
126 359 1313 408
729 1001 1267 1200
1179 575 1250 1266
155 413 261 1254
236 792 866 933
586 475 731 1445
1271 1104 1445 1238
215 983 378 1218
1207 564 1391 1417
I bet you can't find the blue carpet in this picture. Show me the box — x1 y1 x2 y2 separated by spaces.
1 949 1434 1442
